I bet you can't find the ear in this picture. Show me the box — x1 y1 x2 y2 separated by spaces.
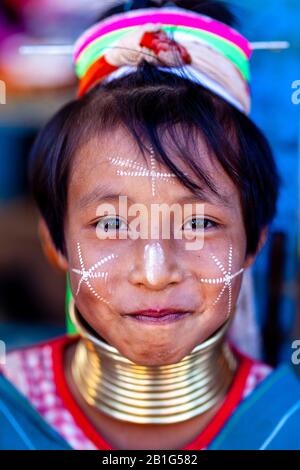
38 218 68 272
243 226 268 270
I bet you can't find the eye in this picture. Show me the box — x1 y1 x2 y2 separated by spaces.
182 217 217 231
95 216 128 233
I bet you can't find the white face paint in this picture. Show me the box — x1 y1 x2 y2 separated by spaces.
108 144 177 197
198 244 244 317
143 242 166 285
71 242 117 304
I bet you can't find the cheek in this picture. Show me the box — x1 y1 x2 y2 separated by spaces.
200 274 243 312
184 240 246 316
69 240 119 304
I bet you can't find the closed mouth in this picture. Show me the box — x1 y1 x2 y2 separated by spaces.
123 309 192 324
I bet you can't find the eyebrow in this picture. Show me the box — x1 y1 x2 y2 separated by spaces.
77 183 128 209
77 183 234 210
177 192 234 208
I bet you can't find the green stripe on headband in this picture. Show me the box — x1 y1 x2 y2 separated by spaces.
165 26 250 81
75 28 131 78
76 24 250 82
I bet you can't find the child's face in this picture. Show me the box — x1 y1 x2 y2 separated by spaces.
64 126 256 366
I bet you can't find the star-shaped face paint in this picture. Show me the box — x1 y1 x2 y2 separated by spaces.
71 241 117 305
198 244 244 317
108 144 177 197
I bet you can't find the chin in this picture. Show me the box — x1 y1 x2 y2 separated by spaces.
120 341 191 367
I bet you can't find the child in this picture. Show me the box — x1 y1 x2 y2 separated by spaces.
1 0 300 450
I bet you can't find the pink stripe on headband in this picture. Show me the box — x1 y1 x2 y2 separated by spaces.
74 8 251 62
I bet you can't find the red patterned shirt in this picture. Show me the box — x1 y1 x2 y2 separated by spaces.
1 335 272 450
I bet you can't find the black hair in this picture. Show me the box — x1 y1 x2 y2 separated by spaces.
97 0 237 27
28 0 279 257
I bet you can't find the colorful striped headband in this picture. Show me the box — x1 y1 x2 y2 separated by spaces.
74 6 252 114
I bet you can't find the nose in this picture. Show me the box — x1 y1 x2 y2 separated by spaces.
128 241 183 291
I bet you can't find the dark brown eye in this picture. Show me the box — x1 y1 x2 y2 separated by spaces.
96 216 127 232
182 218 216 231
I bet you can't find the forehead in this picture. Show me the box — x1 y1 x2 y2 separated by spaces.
68 126 239 207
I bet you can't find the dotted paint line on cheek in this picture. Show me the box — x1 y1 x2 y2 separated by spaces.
108 144 177 197
71 242 117 304
198 244 244 316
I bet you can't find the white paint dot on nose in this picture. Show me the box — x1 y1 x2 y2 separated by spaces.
144 242 166 285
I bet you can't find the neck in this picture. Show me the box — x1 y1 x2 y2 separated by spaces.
69 298 237 425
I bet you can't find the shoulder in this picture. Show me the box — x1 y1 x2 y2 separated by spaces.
1 335 78 400
0 349 73 450
210 361 300 450
1 335 99 450
230 345 273 400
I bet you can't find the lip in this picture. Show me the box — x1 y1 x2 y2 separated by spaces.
123 309 192 325
125 308 191 317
